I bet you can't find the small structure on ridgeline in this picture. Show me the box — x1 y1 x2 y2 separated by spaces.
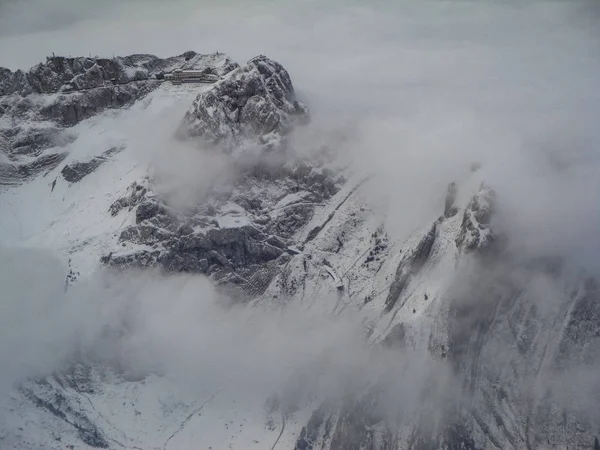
164 69 220 84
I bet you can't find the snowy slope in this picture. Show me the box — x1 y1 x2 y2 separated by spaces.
0 83 206 277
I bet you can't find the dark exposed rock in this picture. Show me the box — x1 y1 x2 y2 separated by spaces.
109 217 286 274
385 222 437 312
39 81 160 126
119 224 172 246
135 199 162 223
411 222 437 271
178 55 308 152
109 181 148 216
60 146 123 183
160 253 210 273
61 158 102 183
455 184 495 253
207 249 231 268
101 249 161 270
266 234 288 249
0 52 238 98
0 67 31 96
103 166 340 294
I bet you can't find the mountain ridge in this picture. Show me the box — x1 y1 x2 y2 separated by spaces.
1 51 599 450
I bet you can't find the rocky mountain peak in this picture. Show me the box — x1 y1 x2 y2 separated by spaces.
178 55 309 154
455 183 496 253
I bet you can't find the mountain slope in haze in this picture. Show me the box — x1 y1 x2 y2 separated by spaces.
1 51 599 450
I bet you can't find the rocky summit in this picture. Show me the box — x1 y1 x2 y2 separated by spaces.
1 50 599 450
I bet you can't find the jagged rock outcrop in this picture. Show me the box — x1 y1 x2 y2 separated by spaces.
384 221 438 312
455 184 495 253
0 52 237 97
103 159 342 296
178 55 309 152
40 81 160 126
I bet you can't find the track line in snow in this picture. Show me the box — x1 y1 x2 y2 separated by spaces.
269 409 286 450
162 391 219 450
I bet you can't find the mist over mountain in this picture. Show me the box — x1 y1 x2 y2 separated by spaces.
1 1 599 449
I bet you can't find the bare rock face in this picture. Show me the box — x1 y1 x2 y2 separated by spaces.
0 52 238 97
455 184 496 253
178 55 309 153
385 221 438 312
1 55 149 96
0 67 30 96
39 81 160 126
103 160 342 297
0 78 160 129
61 146 123 183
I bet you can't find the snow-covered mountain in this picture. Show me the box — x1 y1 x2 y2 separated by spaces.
1 51 599 450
